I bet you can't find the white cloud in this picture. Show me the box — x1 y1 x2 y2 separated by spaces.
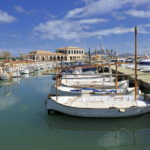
34 18 134 41
84 27 134 37
0 10 16 23
77 18 107 24
34 18 107 40
14 5 29 14
126 9 150 18
138 24 150 34
65 0 150 18
34 19 92 40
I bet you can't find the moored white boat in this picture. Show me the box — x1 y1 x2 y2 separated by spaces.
0 73 10 80
20 68 30 74
61 79 128 89
61 76 114 83
61 74 112 79
139 58 150 65
46 94 150 117
34 66 41 71
51 84 137 96
12 70 21 78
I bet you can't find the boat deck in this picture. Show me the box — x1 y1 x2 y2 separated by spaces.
51 96 148 109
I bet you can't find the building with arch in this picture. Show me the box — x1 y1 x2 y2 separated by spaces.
27 47 85 62
27 50 66 62
56 47 85 62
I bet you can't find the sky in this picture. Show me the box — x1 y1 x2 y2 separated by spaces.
0 0 150 56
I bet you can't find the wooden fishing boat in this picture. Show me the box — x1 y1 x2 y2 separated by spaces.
61 73 111 79
51 84 136 96
61 76 114 83
46 94 150 117
61 79 128 89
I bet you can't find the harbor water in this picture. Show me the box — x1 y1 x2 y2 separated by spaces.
0 73 150 150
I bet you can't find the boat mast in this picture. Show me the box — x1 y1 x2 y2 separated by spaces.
134 26 138 101
88 48 91 64
115 51 118 92
55 64 58 101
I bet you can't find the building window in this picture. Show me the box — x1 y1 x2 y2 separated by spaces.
54 57 56 61
57 56 60 61
64 56 67 61
50 56 52 61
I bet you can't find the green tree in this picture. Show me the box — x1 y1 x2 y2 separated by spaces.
0 51 12 60
19 52 26 60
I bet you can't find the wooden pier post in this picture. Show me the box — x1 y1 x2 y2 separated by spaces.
134 26 138 101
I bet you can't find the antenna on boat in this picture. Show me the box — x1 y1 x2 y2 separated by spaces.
134 26 138 101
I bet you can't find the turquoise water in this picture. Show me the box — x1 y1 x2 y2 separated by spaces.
0 74 150 150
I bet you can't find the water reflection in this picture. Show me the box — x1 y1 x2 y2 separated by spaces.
0 92 18 111
3 90 12 96
0 71 150 150
46 114 150 150
21 74 30 78
12 78 21 84
0 72 43 88
0 80 14 87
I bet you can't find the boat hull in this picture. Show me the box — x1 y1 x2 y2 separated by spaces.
61 80 128 89
51 84 135 96
46 98 150 118
0 74 10 80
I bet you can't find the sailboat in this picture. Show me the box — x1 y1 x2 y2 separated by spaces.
61 78 128 89
51 83 137 96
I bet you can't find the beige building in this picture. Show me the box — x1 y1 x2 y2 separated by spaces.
56 47 85 62
91 54 104 61
27 50 67 61
27 47 85 62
